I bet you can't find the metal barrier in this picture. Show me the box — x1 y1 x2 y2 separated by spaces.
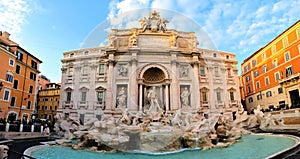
4 148 36 159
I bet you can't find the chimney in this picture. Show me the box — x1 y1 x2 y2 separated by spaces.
0 31 10 39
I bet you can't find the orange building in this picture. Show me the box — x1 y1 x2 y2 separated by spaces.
0 31 42 121
241 21 300 112
37 83 60 122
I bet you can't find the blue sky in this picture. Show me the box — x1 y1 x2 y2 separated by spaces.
1 0 300 82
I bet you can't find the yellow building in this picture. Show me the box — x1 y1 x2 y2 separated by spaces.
37 83 60 122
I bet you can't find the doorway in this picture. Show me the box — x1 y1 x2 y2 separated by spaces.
289 89 300 108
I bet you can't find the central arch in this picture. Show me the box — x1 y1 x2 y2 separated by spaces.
138 64 170 112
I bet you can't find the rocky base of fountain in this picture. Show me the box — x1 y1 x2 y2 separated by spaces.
52 105 279 152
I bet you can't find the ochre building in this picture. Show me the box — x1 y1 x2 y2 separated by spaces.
0 31 42 121
37 83 60 122
241 20 300 112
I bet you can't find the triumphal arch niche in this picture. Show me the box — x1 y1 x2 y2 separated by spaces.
60 10 240 122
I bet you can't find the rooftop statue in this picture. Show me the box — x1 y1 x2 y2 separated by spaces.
139 10 169 32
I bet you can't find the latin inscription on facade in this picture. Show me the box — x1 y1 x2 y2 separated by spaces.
139 36 169 48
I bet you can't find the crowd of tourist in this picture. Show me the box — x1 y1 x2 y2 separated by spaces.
0 118 54 132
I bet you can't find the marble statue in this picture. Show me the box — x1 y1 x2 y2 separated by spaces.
117 65 128 77
171 109 182 127
147 87 163 113
0 145 8 159
180 66 189 78
117 87 127 108
129 31 138 46
181 87 190 107
138 10 168 33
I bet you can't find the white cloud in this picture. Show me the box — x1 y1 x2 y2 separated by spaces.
106 0 300 57
0 0 31 41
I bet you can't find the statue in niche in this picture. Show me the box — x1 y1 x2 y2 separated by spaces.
117 64 128 77
180 66 189 78
181 87 190 107
117 87 127 108
147 86 163 113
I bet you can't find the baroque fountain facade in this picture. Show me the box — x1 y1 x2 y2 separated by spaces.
54 11 266 152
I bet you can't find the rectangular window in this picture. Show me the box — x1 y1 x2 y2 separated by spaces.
81 92 87 101
3 89 10 101
31 60 37 69
200 66 205 76
6 74 13 83
262 53 266 60
297 28 300 39
265 77 270 86
247 85 251 93
278 88 283 94
254 70 259 77
298 44 300 54
16 65 21 74
30 72 36 81
27 101 31 109
230 92 234 101
17 52 23 61
67 92 72 101
262 65 268 73
271 45 276 54
29 86 33 94
82 65 88 76
275 72 280 81
9 59 14 66
99 64 105 75
214 67 219 76
248 97 253 103
283 37 289 48
253 59 257 67
10 96 16 106
97 91 104 104
284 51 290 62
245 65 249 72
246 76 250 82
266 91 272 97
201 92 207 102
13 80 18 89
216 92 221 101
256 81 260 89
272 59 278 68
286 66 293 77
257 94 262 100
69 67 74 76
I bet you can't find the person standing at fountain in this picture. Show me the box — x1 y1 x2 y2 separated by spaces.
181 87 190 107
117 87 126 108
147 86 163 112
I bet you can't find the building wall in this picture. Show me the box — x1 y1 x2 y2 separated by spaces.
58 24 240 123
37 83 60 122
0 31 42 121
0 44 16 119
241 21 300 111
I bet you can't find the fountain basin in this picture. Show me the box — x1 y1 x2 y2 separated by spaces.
24 134 299 159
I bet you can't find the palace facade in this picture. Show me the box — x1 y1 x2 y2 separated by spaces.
59 11 240 123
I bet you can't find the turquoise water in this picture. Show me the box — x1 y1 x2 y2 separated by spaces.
30 135 297 159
